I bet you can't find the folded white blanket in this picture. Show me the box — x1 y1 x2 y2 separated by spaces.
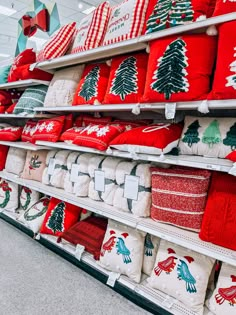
113 162 152 217
50 150 71 188
5 148 27 176
64 152 81 194
42 150 58 185
88 155 107 201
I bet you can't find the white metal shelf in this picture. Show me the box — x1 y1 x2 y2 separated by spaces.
0 170 235 267
0 141 53 151
0 114 54 119
0 79 50 90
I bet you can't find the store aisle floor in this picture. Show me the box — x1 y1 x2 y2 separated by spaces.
0 220 150 315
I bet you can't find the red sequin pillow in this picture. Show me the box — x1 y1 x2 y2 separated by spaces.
0 126 23 141
32 116 65 143
0 145 9 171
21 120 37 143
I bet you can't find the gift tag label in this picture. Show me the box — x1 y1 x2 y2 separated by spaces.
106 272 120 287
165 103 176 120
94 170 105 192
70 164 80 183
48 158 56 175
75 244 85 261
124 175 139 201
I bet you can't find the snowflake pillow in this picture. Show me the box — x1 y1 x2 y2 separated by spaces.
74 115 112 127
0 179 19 212
0 145 9 171
99 220 146 283
142 34 217 102
40 197 82 237
73 63 110 105
71 2 110 53
0 125 23 141
19 187 40 211
21 120 37 143
213 0 236 16
143 234 160 276
178 116 236 159
73 124 125 151
5 148 26 176
206 263 236 315
60 127 84 144
147 240 215 315
21 150 47 182
32 116 65 143
103 52 148 104
103 0 149 46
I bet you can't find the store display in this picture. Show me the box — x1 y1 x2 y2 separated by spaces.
0 125 23 141
32 116 65 142
5 148 26 176
19 187 40 211
142 234 160 276
21 150 47 182
21 120 37 143
0 179 19 212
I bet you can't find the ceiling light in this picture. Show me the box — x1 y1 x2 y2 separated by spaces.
0 53 10 57
0 5 16 16
82 6 96 15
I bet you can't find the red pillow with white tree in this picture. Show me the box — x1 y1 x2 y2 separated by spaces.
73 124 125 151
32 116 65 143
40 197 82 237
0 126 23 141
21 120 37 143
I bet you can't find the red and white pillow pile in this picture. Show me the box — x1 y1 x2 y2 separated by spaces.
0 124 23 141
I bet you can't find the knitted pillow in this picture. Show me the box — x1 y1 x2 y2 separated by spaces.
0 179 19 212
199 172 236 251
143 234 160 276
72 63 110 105
8 64 53 82
74 115 112 127
103 53 148 104
37 23 76 61
59 216 108 260
0 126 23 141
19 187 40 211
0 145 9 171
99 220 146 283
40 197 82 237
178 116 236 159
5 148 26 176
142 34 217 102
103 0 149 46
44 65 84 107
71 2 110 53
32 116 65 143
21 120 37 143
213 0 236 16
21 150 47 182
151 167 211 232
13 85 48 115
0 65 11 84
110 124 183 155
147 240 215 315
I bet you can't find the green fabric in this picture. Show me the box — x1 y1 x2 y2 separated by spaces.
0 65 11 84
13 85 48 114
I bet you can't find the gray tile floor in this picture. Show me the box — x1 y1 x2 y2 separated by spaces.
0 220 150 315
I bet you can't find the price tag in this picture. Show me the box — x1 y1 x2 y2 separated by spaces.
165 103 176 120
70 164 80 183
162 296 176 309
124 175 139 200
75 244 85 261
229 163 236 177
106 272 120 287
206 164 221 171
94 170 105 192
48 158 56 175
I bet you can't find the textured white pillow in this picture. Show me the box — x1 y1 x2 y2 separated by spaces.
20 187 40 211
5 148 26 176
142 234 160 276
147 240 215 315
99 219 146 283
0 179 19 212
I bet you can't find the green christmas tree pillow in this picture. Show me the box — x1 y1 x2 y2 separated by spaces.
179 116 236 159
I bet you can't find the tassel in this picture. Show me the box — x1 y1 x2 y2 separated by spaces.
206 25 218 36
35 233 41 240
146 44 150 54
106 147 113 155
93 99 101 106
106 59 112 67
198 100 209 114
132 104 141 115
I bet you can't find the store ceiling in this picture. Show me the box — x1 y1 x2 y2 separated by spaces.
0 0 120 63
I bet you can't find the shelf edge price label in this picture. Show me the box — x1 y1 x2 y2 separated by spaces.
75 244 85 261
106 272 120 287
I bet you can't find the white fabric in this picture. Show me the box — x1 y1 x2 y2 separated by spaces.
19 187 40 211
5 148 26 176
42 150 58 185
50 150 71 188
0 179 19 212
64 151 81 194
99 219 146 283
88 155 106 201
142 234 160 276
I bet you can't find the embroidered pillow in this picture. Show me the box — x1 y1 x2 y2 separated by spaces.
73 63 110 105
142 34 217 102
147 240 215 315
151 167 211 232
110 123 183 155
13 85 48 115
0 179 19 212
5 148 26 176
19 187 40 211
0 145 9 171
103 0 149 46
178 116 236 159
40 197 82 237
143 234 160 276
0 126 23 141
32 116 65 143
21 150 47 182
71 2 110 53
37 23 76 61
21 120 37 143
99 220 146 283
74 115 112 127
73 124 125 151
0 65 11 84
44 65 84 107
103 53 148 104
213 0 236 16
60 127 84 144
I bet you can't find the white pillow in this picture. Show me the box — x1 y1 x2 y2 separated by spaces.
0 179 19 212
5 148 26 176
142 234 160 276
20 186 40 211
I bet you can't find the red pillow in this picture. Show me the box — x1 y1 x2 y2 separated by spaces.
10 64 53 82
0 106 6 113
40 197 82 237
103 52 148 104
226 151 236 162
110 123 183 155
5 102 17 114
142 34 217 102
60 127 84 143
73 124 125 151
213 0 236 16
32 116 65 143
58 216 108 260
112 120 150 131
74 115 112 127
0 91 13 106
73 63 110 105
62 114 73 134
21 120 37 143
0 126 23 141
0 145 9 170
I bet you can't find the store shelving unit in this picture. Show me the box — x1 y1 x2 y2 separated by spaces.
0 141 53 151
0 114 53 119
0 79 50 90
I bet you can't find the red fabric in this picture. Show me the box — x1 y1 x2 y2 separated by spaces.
0 145 9 170
0 91 13 106
0 126 23 141
213 0 236 16
8 64 53 82
199 172 236 250
112 119 150 131
21 120 37 143
40 197 82 237
60 127 84 143
73 63 110 105
74 115 112 127
226 151 236 162
142 34 217 102
208 22 236 100
32 116 65 143
103 52 148 104
0 106 6 113
58 216 108 260
5 102 17 114
73 124 125 151
62 114 73 134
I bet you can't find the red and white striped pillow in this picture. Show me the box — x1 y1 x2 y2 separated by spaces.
37 22 76 62
71 2 110 54
103 0 149 46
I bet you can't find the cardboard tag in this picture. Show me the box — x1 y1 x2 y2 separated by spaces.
229 163 236 177
75 244 85 261
165 103 176 120
70 164 80 183
48 158 56 175
106 272 120 287
124 175 139 200
205 164 221 171
94 170 105 192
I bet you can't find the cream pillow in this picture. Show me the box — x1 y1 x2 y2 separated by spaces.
5 148 26 176
142 234 160 276
20 186 40 211
0 179 19 212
